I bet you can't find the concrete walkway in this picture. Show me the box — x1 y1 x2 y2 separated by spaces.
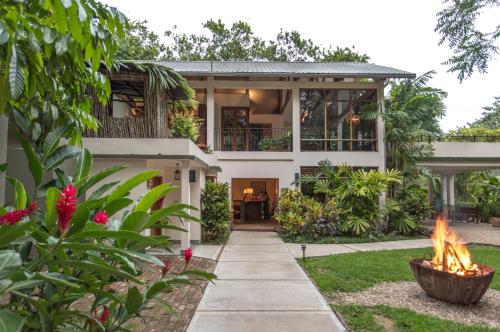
187 231 345 332
287 239 433 258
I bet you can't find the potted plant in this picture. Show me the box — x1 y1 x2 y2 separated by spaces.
258 137 277 151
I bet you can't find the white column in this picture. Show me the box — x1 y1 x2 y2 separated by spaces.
448 174 455 220
376 80 386 172
206 79 215 149
180 161 191 251
0 115 8 206
292 87 300 154
440 174 448 215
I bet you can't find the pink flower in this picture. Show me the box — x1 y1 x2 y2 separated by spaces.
56 184 77 234
98 306 109 323
93 211 108 225
161 259 171 277
0 202 37 225
184 248 193 267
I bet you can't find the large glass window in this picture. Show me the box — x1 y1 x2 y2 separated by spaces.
300 89 377 151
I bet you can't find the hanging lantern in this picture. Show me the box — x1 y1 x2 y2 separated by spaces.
347 112 361 126
174 163 181 181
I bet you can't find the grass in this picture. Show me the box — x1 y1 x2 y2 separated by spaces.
334 304 499 332
302 245 500 293
280 233 426 244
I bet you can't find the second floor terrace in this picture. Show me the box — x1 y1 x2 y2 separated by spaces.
84 61 416 154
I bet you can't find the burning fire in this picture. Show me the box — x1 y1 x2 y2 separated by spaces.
430 217 478 275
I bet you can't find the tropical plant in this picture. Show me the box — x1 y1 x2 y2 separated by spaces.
275 189 308 236
300 161 402 235
169 111 203 142
470 174 500 222
436 0 500 81
377 71 447 193
201 182 231 243
468 96 500 129
388 185 431 234
0 134 215 330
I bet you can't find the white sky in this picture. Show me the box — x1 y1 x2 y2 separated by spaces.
100 0 500 131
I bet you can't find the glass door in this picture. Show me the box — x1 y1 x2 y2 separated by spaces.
222 107 249 151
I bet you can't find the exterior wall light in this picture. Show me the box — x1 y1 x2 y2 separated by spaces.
174 163 181 181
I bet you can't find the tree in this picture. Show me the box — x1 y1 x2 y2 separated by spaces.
382 71 447 185
163 19 369 62
468 96 500 128
436 0 500 81
116 20 166 60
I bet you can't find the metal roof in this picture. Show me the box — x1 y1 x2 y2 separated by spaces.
155 61 415 79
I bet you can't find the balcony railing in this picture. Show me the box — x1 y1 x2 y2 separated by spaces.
418 135 500 143
214 128 292 151
301 129 377 151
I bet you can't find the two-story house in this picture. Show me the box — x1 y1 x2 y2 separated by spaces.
2 61 415 250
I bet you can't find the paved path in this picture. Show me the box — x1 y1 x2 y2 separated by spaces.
187 231 345 332
287 239 433 258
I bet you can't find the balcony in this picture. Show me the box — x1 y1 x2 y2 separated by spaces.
301 128 377 151
214 128 292 152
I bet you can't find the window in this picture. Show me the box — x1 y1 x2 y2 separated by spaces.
300 89 377 151
109 79 145 118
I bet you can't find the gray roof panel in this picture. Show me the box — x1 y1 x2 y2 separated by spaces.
154 61 415 79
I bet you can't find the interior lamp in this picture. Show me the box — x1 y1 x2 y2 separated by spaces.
243 188 254 195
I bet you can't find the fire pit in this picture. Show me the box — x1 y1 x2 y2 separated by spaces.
410 218 495 305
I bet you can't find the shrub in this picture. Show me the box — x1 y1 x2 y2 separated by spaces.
275 189 337 238
201 182 231 243
445 127 500 142
388 186 431 234
170 111 203 142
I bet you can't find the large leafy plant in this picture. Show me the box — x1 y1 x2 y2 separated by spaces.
200 181 231 244
169 111 203 143
300 161 402 235
0 133 215 331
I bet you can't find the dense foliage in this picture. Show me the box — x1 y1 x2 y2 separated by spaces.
389 186 431 234
436 0 500 81
468 96 500 129
445 127 500 141
169 111 203 143
115 20 166 60
201 182 231 244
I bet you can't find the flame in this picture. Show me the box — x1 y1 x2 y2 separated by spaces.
431 217 477 275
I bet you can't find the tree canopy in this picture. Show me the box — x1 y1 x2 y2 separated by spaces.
468 96 500 129
436 0 500 82
117 19 370 62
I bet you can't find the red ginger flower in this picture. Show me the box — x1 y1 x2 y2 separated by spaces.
56 184 77 234
161 259 171 277
98 306 109 323
0 202 37 225
184 248 193 267
93 211 108 225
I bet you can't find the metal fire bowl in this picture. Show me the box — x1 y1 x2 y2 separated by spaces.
410 259 496 305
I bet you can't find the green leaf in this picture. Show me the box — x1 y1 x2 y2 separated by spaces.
7 177 26 210
148 204 195 224
182 269 217 282
43 124 69 157
0 309 25 332
107 170 161 202
0 251 21 279
0 164 6 174
44 187 60 233
125 286 143 315
0 222 32 247
88 181 119 200
104 198 132 217
35 272 80 289
74 148 92 182
44 145 80 172
77 165 125 196
8 45 24 99
69 230 163 247
120 211 149 233
14 130 42 186
134 183 176 212
66 206 90 237
46 260 141 283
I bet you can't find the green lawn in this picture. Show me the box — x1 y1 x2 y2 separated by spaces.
302 245 500 293
334 304 499 332
280 233 426 244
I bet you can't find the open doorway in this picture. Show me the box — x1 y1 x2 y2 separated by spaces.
231 178 279 231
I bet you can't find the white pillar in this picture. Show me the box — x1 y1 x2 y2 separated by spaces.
0 115 8 206
440 174 448 215
180 161 191 251
448 174 455 220
376 80 386 172
292 87 300 154
206 82 215 149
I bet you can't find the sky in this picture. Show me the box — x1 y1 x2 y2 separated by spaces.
100 0 500 131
